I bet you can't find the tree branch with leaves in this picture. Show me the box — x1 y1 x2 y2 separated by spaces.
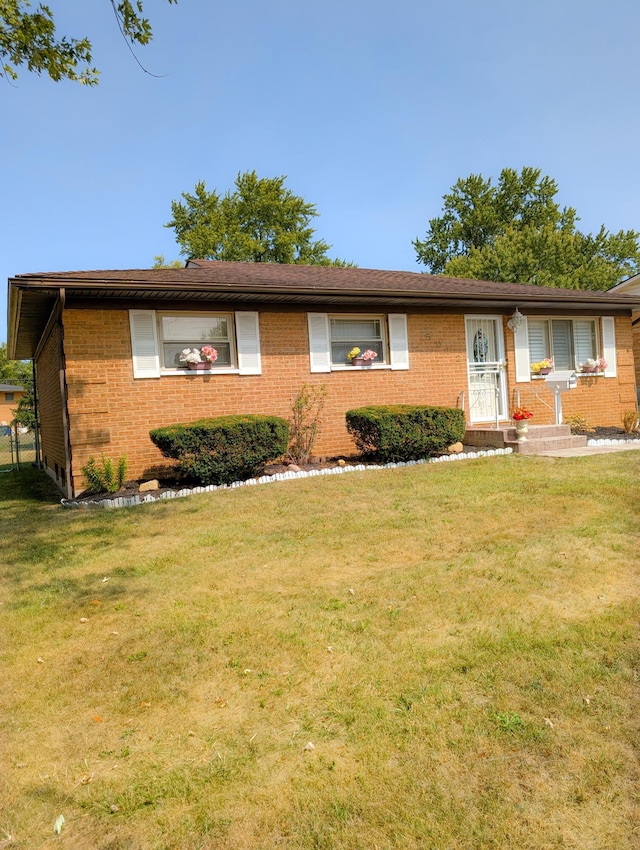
0 0 177 84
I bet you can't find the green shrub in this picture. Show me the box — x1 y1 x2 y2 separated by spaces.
345 405 466 462
564 413 594 435
82 454 128 494
149 415 289 486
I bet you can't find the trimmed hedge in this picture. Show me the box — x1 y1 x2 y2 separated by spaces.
345 405 466 462
149 415 289 486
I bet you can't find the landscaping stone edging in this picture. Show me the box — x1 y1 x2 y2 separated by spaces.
60 447 514 510
586 437 640 446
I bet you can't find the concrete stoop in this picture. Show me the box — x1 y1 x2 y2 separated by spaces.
465 424 588 455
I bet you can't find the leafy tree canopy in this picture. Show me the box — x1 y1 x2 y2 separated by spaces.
152 255 183 269
1 0 177 85
166 171 354 267
413 167 640 290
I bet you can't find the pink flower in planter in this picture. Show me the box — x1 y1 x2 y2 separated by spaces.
361 350 378 362
201 346 218 363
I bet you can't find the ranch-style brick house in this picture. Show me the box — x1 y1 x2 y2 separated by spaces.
7 260 640 497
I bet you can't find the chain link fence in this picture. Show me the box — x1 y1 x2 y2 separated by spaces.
0 425 37 473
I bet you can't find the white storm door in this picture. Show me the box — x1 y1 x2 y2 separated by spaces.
465 316 507 424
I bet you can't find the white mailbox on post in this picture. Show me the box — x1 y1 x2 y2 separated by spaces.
544 371 577 424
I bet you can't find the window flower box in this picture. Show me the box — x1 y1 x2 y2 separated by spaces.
180 346 219 370
579 357 607 374
531 358 554 376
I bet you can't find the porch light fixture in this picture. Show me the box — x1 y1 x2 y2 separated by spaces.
507 307 524 332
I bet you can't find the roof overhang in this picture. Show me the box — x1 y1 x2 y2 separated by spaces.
8 265 640 360
609 272 640 295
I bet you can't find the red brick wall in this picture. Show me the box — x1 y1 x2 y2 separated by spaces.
35 324 67 489
632 311 640 390
60 308 637 494
502 316 637 425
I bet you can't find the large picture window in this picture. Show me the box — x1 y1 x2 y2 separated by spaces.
159 313 234 370
329 316 387 365
129 309 262 378
528 318 597 370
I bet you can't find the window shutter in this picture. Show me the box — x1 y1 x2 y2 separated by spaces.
601 316 617 377
307 313 331 373
514 318 531 382
235 312 262 375
129 310 160 379
388 314 409 370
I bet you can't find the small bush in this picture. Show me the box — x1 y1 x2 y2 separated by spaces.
288 384 327 464
345 405 466 463
564 413 594 435
82 454 128 494
622 409 639 434
149 415 289 486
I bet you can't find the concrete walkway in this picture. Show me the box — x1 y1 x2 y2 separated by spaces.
534 440 640 458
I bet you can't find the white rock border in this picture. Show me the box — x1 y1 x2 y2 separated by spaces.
587 437 640 447
61 448 515 510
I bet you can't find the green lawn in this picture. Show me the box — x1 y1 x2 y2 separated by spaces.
1 455 639 849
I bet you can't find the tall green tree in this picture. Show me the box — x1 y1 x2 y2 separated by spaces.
1 0 177 85
413 167 640 290
166 171 353 266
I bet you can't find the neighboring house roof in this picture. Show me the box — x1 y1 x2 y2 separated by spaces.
609 272 640 294
0 384 24 393
8 262 640 359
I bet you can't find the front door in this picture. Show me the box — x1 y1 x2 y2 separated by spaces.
465 316 507 424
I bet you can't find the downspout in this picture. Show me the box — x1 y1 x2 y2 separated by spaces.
57 288 75 498
31 357 41 468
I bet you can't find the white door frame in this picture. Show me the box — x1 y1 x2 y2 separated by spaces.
464 315 508 424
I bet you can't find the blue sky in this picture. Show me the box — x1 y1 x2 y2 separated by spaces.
2 0 639 345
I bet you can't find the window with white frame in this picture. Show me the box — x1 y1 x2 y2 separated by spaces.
307 312 409 372
329 316 387 365
128 309 262 378
159 313 234 370
528 318 598 370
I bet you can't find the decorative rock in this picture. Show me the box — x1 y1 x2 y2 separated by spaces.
287 464 301 472
138 478 160 493
337 458 346 466
447 442 464 454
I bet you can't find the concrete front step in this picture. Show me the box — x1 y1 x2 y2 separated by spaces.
465 425 588 454
503 435 588 454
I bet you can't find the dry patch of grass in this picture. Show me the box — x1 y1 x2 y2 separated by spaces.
1 455 639 849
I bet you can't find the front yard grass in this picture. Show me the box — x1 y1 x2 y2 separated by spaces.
1 454 639 849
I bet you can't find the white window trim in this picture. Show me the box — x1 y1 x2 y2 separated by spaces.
525 316 611 377
308 312 409 372
129 309 262 378
157 310 237 374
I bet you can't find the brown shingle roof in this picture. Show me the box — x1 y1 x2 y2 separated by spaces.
8 261 640 359
11 260 639 301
